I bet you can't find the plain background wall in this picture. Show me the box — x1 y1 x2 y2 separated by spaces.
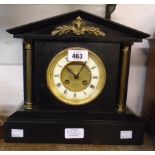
112 4 155 115
0 4 154 116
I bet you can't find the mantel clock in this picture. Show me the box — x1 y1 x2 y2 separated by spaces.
4 10 149 144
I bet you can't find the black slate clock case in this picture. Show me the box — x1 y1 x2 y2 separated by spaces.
34 41 120 111
4 10 150 144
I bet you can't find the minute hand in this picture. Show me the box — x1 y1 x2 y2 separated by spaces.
66 66 76 77
75 62 86 79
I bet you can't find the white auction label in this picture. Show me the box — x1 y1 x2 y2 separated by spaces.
68 49 88 62
11 129 24 138
120 130 133 139
65 128 84 139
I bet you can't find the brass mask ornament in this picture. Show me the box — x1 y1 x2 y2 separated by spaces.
51 16 105 37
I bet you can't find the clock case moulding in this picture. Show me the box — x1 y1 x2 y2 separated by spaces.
4 10 150 144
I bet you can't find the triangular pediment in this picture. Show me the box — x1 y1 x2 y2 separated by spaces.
7 10 150 42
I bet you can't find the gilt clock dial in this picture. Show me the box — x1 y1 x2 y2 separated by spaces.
47 47 106 106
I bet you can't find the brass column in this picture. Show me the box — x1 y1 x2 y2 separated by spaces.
24 41 33 110
117 43 132 113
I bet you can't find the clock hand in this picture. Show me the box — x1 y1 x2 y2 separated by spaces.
66 66 76 77
75 62 86 79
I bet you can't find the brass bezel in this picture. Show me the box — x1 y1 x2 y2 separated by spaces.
47 47 106 106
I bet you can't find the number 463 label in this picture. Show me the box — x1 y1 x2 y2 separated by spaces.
68 49 88 62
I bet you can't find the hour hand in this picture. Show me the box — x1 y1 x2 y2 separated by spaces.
66 67 76 77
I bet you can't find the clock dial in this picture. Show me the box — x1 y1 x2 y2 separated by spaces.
61 62 91 92
47 47 106 106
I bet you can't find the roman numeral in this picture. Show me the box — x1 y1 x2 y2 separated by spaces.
91 66 96 70
54 74 60 77
90 84 95 89
93 76 98 79
56 83 61 88
73 93 76 98
63 89 67 95
58 64 62 68
65 57 69 62
84 91 87 95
